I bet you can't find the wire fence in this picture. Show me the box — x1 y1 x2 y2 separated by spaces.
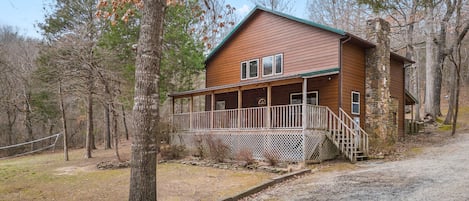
0 133 62 159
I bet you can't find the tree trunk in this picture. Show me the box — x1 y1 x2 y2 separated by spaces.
444 65 456 124
85 76 94 158
59 81 69 161
122 105 129 140
6 108 15 145
24 90 34 143
111 103 121 161
128 0 166 200
424 5 437 120
452 71 460 136
407 0 420 121
104 103 112 149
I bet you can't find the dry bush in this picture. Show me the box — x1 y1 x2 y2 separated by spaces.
206 135 230 162
159 144 187 160
193 135 206 158
237 148 255 166
263 150 280 166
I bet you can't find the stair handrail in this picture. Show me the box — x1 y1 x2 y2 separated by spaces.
323 106 358 162
338 108 369 155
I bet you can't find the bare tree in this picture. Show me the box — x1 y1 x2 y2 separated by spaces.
309 0 373 37
251 0 293 13
443 0 469 134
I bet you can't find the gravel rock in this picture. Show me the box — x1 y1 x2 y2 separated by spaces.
246 133 469 201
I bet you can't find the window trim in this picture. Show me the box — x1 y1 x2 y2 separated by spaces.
241 59 259 80
274 53 283 75
351 91 360 115
289 91 319 105
262 53 283 77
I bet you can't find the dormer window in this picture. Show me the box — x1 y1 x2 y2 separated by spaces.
241 59 259 80
262 53 283 77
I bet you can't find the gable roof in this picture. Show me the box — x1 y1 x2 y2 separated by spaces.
205 6 414 64
205 6 346 63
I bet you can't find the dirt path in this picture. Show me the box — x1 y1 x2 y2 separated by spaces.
248 133 469 201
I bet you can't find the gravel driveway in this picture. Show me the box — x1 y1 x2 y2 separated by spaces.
248 133 469 201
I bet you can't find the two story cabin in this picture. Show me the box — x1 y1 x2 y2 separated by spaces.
169 7 415 163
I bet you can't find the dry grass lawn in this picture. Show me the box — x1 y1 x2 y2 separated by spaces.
0 141 274 201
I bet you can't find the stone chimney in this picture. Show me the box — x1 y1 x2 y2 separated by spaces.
365 18 397 152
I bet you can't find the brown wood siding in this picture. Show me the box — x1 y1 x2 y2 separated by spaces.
390 60 405 137
242 88 267 108
204 92 238 111
341 42 366 128
271 75 339 113
206 11 341 87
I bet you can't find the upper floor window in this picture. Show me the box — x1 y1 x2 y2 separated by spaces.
351 91 360 115
262 53 283 77
241 59 259 80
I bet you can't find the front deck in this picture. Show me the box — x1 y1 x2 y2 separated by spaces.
171 104 368 162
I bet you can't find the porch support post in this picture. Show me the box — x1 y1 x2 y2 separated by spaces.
302 78 308 129
237 88 242 129
190 95 193 130
267 84 272 128
302 78 308 161
211 92 215 129
171 97 175 132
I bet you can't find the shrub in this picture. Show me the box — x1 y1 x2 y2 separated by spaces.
206 135 230 162
237 148 255 166
193 135 206 158
263 150 280 167
160 144 187 160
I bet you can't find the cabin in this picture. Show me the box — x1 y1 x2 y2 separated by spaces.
169 7 415 163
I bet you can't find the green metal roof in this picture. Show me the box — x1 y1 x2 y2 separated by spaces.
205 6 346 63
299 67 340 78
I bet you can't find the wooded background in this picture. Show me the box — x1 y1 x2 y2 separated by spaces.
0 0 468 154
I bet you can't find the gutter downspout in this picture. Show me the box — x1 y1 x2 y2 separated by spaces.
339 35 352 109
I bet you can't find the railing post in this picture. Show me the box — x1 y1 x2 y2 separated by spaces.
189 95 193 130
302 78 307 129
238 88 242 129
267 84 271 128
302 78 307 161
171 97 175 132
211 92 214 129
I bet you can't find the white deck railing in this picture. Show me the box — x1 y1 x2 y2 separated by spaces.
172 104 332 131
338 108 369 156
271 104 302 128
173 104 368 162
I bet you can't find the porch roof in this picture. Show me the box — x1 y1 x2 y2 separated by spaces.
405 89 419 105
169 67 340 98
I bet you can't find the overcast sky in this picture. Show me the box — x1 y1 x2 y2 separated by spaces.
0 0 308 39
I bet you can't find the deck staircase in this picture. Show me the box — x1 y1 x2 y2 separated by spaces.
322 107 369 163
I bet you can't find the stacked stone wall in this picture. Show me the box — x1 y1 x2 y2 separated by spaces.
364 18 398 152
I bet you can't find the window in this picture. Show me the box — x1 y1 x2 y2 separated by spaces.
290 91 318 105
262 56 273 76
275 54 283 74
351 91 360 115
262 53 283 77
241 59 258 80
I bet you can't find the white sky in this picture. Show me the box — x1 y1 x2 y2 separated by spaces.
0 0 308 39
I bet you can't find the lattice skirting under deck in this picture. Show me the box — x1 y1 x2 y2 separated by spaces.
171 129 339 162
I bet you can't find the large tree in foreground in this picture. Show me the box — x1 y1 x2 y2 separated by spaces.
100 0 167 200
